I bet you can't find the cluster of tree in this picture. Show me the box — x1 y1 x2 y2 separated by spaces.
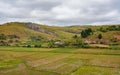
81 28 93 38
0 34 6 40
106 25 120 31
0 34 20 46
0 34 19 40
70 35 89 48
99 25 120 32
98 27 107 32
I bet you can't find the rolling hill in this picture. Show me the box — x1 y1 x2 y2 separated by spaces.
0 22 120 47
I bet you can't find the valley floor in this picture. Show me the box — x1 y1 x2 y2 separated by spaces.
0 47 120 75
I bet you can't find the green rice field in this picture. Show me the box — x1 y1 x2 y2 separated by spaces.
0 47 120 75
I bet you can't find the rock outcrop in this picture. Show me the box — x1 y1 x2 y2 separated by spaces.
26 23 57 36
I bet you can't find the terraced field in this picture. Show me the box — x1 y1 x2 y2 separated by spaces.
0 47 120 75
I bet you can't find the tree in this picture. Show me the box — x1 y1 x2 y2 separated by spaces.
98 34 102 39
73 35 78 39
81 30 87 38
87 28 93 34
81 28 93 38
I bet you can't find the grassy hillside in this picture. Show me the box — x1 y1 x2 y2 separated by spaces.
0 22 120 47
0 22 77 41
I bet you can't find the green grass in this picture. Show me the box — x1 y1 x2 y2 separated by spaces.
71 66 120 75
0 58 23 70
0 47 120 75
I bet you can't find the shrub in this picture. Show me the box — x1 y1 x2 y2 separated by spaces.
0 41 8 46
106 25 120 31
8 40 13 43
98 34 102 39
0 34 6 40
34 45 41 48
26 45 31 48
99 27 107 32
8 35 19 39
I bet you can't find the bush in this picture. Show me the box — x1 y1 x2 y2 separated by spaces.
98 34 102 39
0 34 6 40
8 40 13 43
8 35 19 39
0 41 9 46
34 45 41 48
99 27 107 32
15 40 20 43
26 45 31 48
47 40 55 48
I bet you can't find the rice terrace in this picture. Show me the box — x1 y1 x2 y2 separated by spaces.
0 47 120 75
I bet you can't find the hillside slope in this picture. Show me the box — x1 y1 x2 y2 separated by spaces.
0 22 120 46
0 22 77 42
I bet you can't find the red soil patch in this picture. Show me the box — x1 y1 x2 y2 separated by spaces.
114 35 120 41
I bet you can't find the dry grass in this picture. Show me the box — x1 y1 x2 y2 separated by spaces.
28 54 71 67
88 55 120 68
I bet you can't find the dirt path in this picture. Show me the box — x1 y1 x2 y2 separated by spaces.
20 64 28 75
